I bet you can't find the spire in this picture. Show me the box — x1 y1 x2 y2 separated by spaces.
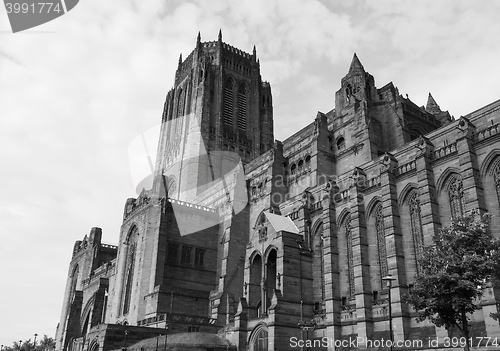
426 93 441 114
197 31 201 44
178 53 182 66
348 53 365 73
218 29 222 42
253 45 256 56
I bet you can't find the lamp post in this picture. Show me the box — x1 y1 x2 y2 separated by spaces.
33 334 38 351
122 330 128 351
164 323 169 351
382 275 396 351
19 341 23 351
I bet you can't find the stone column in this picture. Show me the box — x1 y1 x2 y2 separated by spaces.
321 181 341 351
456 117 499 337
415 136 441 246
379 153 410 341
348 167 373 340
456 117 487 213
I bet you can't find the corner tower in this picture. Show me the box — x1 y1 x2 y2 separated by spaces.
155 31 274 201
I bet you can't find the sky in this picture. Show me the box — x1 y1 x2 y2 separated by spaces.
1 0 500 345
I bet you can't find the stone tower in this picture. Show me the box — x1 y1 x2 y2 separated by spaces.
154 31 274 202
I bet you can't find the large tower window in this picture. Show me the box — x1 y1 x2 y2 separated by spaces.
224 79 235 126
238 84 247 131
122 226 139 315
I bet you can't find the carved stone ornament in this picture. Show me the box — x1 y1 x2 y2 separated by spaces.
457 116 475 138
379 153 397 175
415 135 433 159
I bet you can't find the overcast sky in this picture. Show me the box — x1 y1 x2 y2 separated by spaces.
1 0 500 345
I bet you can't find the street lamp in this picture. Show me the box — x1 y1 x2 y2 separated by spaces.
382 275 397 351
19 341 23 351
33 334 38 351
164 324 169 351
298 300 317 351
122 330 129 351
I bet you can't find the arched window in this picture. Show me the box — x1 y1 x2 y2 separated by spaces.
238 84 247 130
344 214 354 295
305 155 311 167
249 254 262 318
298 159 304 172
446 174 465 218
337 137 345 151
224 79 234 126
374 204 388 281
290 163 297 175
312 223 324 303
265 249 277 313
122 227 139 315
346 84 353 102
177 88 185 118
494 164 500 202
408 190 424 272
251 327 268 351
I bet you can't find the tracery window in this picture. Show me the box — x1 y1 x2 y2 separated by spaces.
345 215 355 295
494 164 500 202
237 84 247 130
374 204 388 281
446 175 465 218
123 227 138 315
408 190 424 273
177 88 185 118
312 224 325 302
224 79 234 126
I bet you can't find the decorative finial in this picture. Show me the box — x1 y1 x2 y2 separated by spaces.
197 31 201 44
178 53 182 66
253 45 256 55
218 29 222 42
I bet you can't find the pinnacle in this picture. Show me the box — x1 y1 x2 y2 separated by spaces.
426 93 442 114
349 53 365 73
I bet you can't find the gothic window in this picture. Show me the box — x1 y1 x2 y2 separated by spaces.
122 227 138 315
237 84 247 131
305 155 311 168
224 79 234 126
345 215 355 296
408 191 424 273
346 84 353 102
194 248 205 267
446 175 465 218
181 246 192 265
298 159 304 172
167 176 176 196
312 224 325 302
337 137 345 151
494 164 500 202
251 328 268 351
177 88 185 118
374 204 388 281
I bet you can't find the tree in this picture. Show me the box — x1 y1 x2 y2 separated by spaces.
403 211 500 351
35 335 55 351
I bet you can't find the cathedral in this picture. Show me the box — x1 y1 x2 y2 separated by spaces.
55 31 500 351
